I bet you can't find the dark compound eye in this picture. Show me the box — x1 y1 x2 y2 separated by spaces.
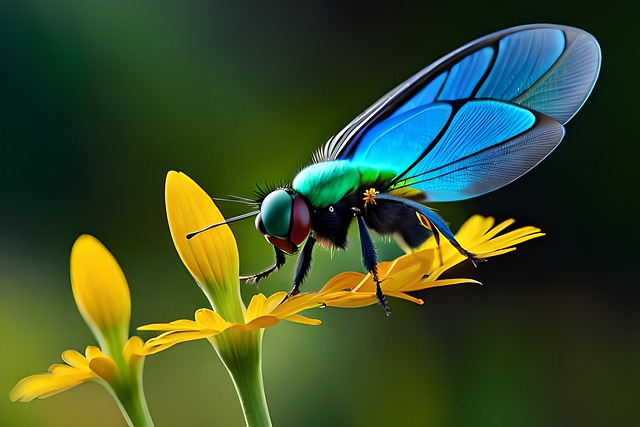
260 189 292 238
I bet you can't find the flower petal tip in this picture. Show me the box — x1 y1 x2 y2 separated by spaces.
70 235 131 346
165 170 240 302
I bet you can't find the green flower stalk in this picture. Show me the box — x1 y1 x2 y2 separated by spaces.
139 171 544 426
10 235 154 427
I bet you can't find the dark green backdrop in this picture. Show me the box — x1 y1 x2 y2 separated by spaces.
2 1 638 426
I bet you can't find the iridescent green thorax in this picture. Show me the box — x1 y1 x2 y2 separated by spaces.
292 160 396 208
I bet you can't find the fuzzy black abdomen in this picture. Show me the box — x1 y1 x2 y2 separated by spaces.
364 201 431 249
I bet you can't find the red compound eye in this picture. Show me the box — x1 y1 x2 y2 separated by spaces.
289 197 311 245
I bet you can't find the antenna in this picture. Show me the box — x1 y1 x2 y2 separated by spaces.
211 196 259 206
186 210 259 240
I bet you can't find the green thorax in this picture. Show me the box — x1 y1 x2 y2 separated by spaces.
292 160 396 208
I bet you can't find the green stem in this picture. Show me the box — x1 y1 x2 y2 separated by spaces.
108 360 154 427
213 329 272 427
207 278 246 325
118 380 154 427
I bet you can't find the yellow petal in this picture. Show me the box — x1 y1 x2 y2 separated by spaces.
396 277 481 294
84 346 104 361
138 319 204 332
231 316 280 331
88 356 119 383
10 351 97 402
322 292 377 308
476 217 513 242
248 292 325 324
320 272 366 293
457 215 496 242
70 235 130 349
244 293 270 322
382 251 433 285
466 221 544 256
244 292 291 322
139 310 233 356
264 292 289 313
269 293 324 319
315 273 377 308
319 272 370 304
195 308 232 330
142 329 220 355
280 313 322 326
123 336 145 366
383 291 424 304
10 371 97 402
475 231 544 256
165 171 241 310
61 349 91 368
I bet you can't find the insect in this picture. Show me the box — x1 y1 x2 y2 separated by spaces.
188 24 601 314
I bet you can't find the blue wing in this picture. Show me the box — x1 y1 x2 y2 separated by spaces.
354 99 565 201
315 24 600 202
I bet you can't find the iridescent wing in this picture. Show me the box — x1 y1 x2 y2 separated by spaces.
315 24 600 202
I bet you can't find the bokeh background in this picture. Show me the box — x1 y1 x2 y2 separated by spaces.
2 1 638 426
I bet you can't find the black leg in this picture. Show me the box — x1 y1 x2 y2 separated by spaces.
377 193 485 266
241 246 286 284
355 213 391 316
423 217 444 266
287 235 316 298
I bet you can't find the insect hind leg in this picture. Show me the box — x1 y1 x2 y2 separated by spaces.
377 193 485 266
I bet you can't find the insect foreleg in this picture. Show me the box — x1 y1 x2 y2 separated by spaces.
241 246 286 284
355 211 391 315
287 235 316 297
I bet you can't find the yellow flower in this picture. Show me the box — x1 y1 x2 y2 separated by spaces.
416 213 545 263
10 338 143 401
320 215 544 306
141 171 544 426
143 173 367 352
145 173 545 343
10 236 153 427
139 292 322 354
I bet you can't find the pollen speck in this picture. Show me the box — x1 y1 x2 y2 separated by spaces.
363 188 378 206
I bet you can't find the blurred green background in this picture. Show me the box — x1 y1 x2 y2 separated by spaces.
1 1 638 426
